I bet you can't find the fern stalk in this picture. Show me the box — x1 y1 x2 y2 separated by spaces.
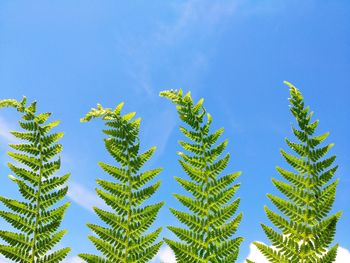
160 89 243 263
0 97 71 262
79 102 164 263
252 82 342 263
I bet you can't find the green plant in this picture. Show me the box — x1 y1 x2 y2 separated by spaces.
0 97 71 262
252 82 342 263
160 89 243 263
79 103 164 263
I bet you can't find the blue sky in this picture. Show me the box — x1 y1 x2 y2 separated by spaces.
0 1 349 262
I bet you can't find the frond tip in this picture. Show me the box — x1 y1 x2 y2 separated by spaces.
0 96 27 112
283 80 294 88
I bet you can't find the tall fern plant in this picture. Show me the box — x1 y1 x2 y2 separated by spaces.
160 89 243 263
252 82 342 263
0 97 71 262
79 103 164 263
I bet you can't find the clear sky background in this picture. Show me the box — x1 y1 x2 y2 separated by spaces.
0 1 349 262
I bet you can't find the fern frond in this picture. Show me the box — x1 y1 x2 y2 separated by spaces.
255 82 342 262
160 89 243 261
79 103 163 262
0 97 71 262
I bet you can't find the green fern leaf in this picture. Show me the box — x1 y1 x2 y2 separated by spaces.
255 82 342 262
160 89 243 262
79 103 163 262
0 97 71 262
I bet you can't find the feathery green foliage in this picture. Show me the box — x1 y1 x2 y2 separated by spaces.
0 97 71 263
252 82 342 263
160 89 243 263
79 103 164 263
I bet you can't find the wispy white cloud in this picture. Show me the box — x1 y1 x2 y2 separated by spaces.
245 243 270 263
62 256 82 263
336 247 350 263
67 181 107 212
121 1 240 153
143 108 177 162
0 255 8 263
156 0 237 44
0 116 18 144
118 0 238 97
240 1 288 17
151 245 176 263
245 242 350 263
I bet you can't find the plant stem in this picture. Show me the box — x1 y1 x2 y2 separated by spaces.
31 122 43 263
300 140 311 263
124 129 132 263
